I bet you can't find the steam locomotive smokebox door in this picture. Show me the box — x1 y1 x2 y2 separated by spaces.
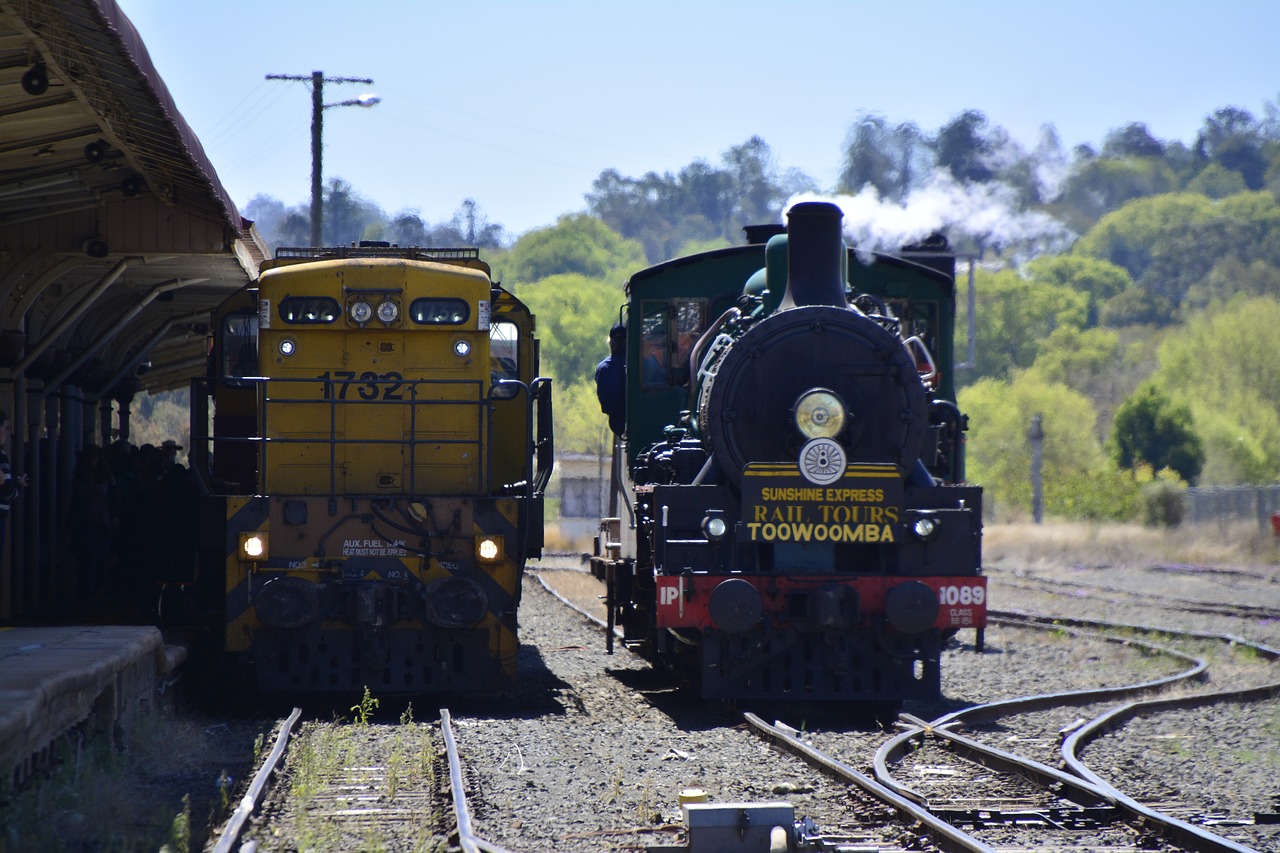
698 305 928 488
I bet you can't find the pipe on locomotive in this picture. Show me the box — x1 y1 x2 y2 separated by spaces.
778 201 849 311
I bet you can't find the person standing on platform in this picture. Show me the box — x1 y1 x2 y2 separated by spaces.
595 324 627 436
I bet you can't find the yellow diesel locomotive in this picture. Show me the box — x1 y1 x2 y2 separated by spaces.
189 243 552 694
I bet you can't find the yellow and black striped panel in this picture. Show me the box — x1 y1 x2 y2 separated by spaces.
222 494 529 690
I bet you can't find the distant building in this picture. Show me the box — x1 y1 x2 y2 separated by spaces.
553 453 610 551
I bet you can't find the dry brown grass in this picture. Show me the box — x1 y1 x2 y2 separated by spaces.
984 521 1280 571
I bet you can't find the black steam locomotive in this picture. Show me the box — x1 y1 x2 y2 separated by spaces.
591 201 985 705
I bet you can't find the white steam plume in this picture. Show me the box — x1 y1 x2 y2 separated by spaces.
786 170 1076 259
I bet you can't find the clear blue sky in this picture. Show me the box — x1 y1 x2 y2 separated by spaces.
116 0 1279 238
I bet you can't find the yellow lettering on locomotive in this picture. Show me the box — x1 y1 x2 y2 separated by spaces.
746 522 896 542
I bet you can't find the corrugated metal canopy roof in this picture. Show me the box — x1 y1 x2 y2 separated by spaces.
0 0 268 399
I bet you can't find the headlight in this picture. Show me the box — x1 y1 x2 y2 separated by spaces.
794 389 846 439
701 514 727 541
476 534 504 563
279 338 296 356
377 300 399 323
454 339 472 357
350 300 373 324
912 516 939 541
239 531 268 560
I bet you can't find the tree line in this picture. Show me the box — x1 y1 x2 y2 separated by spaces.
237 95 1280 523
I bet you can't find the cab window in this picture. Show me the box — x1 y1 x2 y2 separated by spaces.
490 320 521 399
222 311 259 378
640 302 669 389
640 299 705 389
672 300 704 385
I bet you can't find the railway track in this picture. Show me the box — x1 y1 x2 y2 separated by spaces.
861 613 1280 852
213 704 456 852
539 566 1280 851
204 569 1280 852
998 572 1280 624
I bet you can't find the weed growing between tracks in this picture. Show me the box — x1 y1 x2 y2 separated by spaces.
256 692 446 852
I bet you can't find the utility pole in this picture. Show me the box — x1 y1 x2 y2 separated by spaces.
1029 413 1044 524
266 71 377 246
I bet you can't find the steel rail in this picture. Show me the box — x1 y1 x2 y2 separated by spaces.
989 608 1280 660
873 614 1208 803
880 712 1261 853
1059 622 1280 853
439 708 519 853
875 613 1280 853
213 706 303 853
998 574 1280 622
935 613 1210 727
1059 689 1278 853
742 712 999 853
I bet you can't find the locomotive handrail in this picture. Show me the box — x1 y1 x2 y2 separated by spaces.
188 375 232 497
201 375 490 498
903 334 938 384
530 377 554 496
263 375 486 497
485 376 553 557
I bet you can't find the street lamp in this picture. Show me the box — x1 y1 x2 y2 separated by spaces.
267 71 379 246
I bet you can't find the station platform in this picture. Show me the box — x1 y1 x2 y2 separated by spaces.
0 625 187 790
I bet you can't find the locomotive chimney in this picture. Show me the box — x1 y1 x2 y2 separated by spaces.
779 201 848 309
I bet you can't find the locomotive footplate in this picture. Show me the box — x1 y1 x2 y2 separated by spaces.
654 574 988 632
653 572 986 700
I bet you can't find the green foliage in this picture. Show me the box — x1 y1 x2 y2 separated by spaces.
1197 106 1269 190
165 794 191 853
672 236 733 258
1139 469 1189 527
553 379 614 455
935 109 997 183
121 388 190 457
957 266 1088 384
351 686 379 725
1044 464 1140 522
1102 123 1166 158
837 112 932 201
586 137 812 263
959 373 1116 519
1069 191 1280 327
1074 193 1216 282
520 272 625 384
1108 382 1205 484
1151 295 1280 483
1023 254 1134 325
1024 326 1124 396
1185 256 1280 317
504 214 646 284
1185 162 1249 198
244 189 508 255
1052 155 1179 233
